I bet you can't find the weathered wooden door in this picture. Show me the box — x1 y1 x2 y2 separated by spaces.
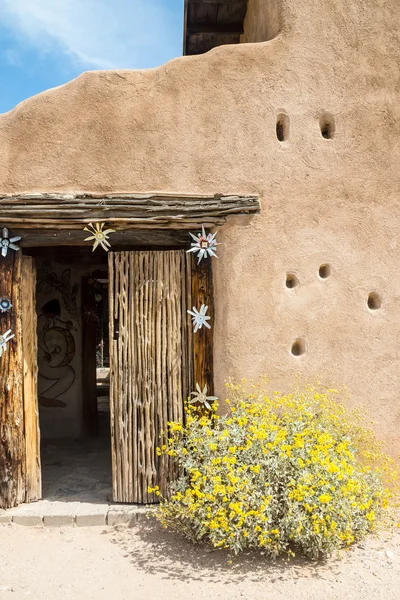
109 250 192 503
0 253 41 509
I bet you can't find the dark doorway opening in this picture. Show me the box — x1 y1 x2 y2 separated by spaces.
31 247 112 503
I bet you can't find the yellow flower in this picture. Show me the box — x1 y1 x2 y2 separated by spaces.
168 422 183 432
318 494 332 504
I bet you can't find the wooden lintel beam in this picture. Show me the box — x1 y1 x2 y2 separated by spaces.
16 229 192 249
0 193 260 232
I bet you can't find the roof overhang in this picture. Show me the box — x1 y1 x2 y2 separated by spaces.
183 0 248 56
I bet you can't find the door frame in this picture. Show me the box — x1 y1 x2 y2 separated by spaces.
0 192 259 508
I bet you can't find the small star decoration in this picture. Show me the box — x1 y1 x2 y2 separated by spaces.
0 329 15 357
0 228 21 258
187 225 220 264
0 298 12 313
190 383 218 411
84 222 116 252
187 304 211 333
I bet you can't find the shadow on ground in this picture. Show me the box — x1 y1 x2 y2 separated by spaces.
106 516 347 583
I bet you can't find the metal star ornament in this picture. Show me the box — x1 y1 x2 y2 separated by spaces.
190 383 218 410
187 225 220 264
0 330 15 357
0 228 21 258
83 222 116 252
187 304 211 333
0 298 12 313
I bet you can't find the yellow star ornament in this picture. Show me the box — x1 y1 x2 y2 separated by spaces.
83 222 116 252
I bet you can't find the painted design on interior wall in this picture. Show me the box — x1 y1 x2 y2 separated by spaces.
0 228 21 257
0 329 15 357
83 222 116 252
38 299 77 408
0 298 12 313
187 304 211 332
37 261 78 316
187 225 220 264
190 383 218 410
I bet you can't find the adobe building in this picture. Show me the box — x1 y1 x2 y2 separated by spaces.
0 0 399 509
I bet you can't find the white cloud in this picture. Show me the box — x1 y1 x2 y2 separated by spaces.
0 0 183 69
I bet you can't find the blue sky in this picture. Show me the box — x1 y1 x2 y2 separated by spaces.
0 0 184 114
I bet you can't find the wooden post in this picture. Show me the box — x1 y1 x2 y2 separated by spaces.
21 256 41 502
0 251 25 509
191 255 214 395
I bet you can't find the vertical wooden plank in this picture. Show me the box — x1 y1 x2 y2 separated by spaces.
110 251 134 503
142 251 150 504
0 250 25 509
145 252 153 503
191 255 214 395
21 256 41 503
137 251 145 503
177 252 185 424
121 252 132 503
108 252 119 502
180 252 189 408
155 252 166 497
149 252 156 502
135 251 144 503
119 252 132 502
185 253 193 401
81 277 99 437
128 252 135 503
150 252 158 496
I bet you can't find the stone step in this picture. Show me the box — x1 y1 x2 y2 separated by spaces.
0 501 154 527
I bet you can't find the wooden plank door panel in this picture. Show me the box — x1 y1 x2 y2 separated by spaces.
21 256 41 503
109 250 190 503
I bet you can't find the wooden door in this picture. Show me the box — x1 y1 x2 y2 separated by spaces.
109 250 192 503
0 253 41 508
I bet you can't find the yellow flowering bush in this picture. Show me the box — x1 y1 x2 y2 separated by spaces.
151 380 399 559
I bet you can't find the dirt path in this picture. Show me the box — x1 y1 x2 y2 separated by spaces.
0 521 399 600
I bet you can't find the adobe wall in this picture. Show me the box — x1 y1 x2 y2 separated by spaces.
241 0 282 43
0 0 400 456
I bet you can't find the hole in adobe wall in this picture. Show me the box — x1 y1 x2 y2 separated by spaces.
367 292 382 310
319 113 335 139
319 264 331 279
291 338 306 357
276 113 289 142
286 273 299 288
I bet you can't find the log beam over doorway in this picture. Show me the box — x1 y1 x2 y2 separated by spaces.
0 193 260 230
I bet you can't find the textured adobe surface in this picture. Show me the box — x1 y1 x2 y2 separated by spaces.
0 0 400 455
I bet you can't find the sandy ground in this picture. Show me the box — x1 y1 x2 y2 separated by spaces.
0 521 399 600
